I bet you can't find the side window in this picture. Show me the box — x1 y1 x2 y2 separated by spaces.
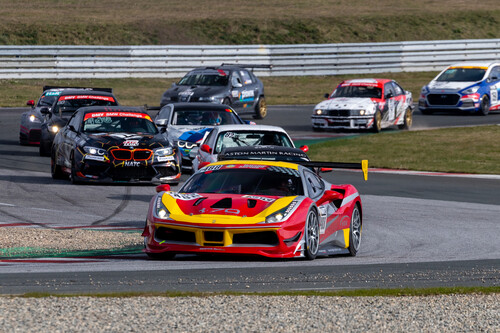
392 82 404 96
231 72 243 86
489 67 500 81
384 83 396 99
303 170 325 199
203 128 216 146
157 105 173 122
239 70 253 85
68 112 82 131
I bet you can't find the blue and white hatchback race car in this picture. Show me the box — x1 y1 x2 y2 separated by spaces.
419 62 500 115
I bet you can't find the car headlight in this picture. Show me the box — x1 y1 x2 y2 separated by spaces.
359 109 366 116
83 146 106 156
29 114 41 123
462 86 480 94
154 147 173 156
153 195 170 219
314 109 323 115
50 125 60 133
177 140 197 149
420 85 429 94
263 200 299 224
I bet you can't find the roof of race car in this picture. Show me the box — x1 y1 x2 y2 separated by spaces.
57 88 116 97
211 124 289 133
205 159 301 171
76 106 149 116
340 78 392 87
164 102 237 112
447 62 500 69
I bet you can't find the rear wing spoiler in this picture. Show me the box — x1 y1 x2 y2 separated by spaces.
298 160 369 181
42 86 113 93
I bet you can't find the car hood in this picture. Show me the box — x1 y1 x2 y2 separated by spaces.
426 81 479 91
314 97 378 110
167 126 213 143
160 192 296 222
163 85 227 98
84 132 169 149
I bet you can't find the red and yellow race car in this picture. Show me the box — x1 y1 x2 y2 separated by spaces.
143 159 368 260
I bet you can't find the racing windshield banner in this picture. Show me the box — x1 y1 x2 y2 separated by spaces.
84 112 152 121
59 95 116 102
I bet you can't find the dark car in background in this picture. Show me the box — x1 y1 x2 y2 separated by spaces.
51 106 181 184
160 64 269 119
39 88 119 156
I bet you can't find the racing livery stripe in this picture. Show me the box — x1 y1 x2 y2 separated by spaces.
340 192 359 208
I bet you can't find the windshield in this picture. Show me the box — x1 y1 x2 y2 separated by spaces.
436 68 486 82
215 131 293 154
172 110 241 126
178 73 229 86
181 168 304 196
54 95 118 116
82 114 158 134
37 94 58 107
331 85 382 98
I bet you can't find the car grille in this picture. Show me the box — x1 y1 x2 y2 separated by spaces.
427 93 460 106
327 109 352 117
110 149 152 161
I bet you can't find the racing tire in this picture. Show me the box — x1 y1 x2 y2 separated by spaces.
50 151 65 180
304 207 320 260
398 107 413 130
479 96 490 116
372 111 382 133
253 96 268 119
348 204 362 256
70 155 82 185
39 140 50 157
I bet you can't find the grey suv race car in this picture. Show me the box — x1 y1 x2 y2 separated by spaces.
160 64 269 119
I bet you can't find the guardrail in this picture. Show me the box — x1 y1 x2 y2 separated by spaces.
1 39 500 79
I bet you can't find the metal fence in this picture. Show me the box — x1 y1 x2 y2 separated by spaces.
1 39 500 79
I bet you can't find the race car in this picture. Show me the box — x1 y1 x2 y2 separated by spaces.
311 78 413 132
39 88 119 156
418 62 500 115
160 64 269 119
51 106 181 184
20 86 84 145
153 102 251 170
191 124 306 171
142 159 368 260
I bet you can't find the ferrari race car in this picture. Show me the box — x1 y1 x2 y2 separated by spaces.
419 62 500 115
143 159 368 260
312 78 413 132
51 106 181 184
160 64 269 119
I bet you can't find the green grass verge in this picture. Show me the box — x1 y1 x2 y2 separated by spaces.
14 286 500 298
307 125 500 174
0 246 143 259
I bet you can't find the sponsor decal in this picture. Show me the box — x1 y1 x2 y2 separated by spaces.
242 195 276 202
231 90 239 98
84 112 151 120
124 161 141 167
239 90 255 102
179 90 194 97
235 164 267 169
157 155 175 162
59 95 116 102
85 155 106 161
45 91 62 96
169 192 202 201
197 208 240 215
203 164 223 172
123 140 139 147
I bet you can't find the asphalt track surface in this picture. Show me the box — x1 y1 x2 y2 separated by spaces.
0 106 499 294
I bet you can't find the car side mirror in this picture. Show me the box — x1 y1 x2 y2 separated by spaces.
316 190 344 206
155 118 168 126
324 93 330 99
300 145 309 153
27 100 35 107
232 83 243 88
200 144 212 154
385 92 394 99
156 184 171 193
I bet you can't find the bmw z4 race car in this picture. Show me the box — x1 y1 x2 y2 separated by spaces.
143 159 368 260
312 78 413 132
51 106 181 184
418 62 500 115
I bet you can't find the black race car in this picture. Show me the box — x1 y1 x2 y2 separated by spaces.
160 64 269 119
39 88 119 156
51 106 181 184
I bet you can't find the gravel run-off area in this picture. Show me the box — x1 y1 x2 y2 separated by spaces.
0 294 498 332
